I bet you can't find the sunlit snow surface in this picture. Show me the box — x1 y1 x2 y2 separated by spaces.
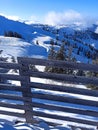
0 36 48 59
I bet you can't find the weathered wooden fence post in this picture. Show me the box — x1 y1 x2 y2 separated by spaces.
18 57 33 124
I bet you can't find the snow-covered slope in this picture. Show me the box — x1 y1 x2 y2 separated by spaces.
0 16 54 60
0 16 34 40
0 36 48 60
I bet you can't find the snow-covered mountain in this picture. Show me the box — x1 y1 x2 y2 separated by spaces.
0 15 98 63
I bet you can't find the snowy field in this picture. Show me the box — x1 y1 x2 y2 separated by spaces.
0 112 72 130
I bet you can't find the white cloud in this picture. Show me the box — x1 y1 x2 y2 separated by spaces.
29 15 38 23
96 21 98 25
25 15 40 24
30 15 38 21
44 10 98 27
0 11 97 27
44 10 83 25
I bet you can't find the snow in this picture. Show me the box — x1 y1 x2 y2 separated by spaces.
0 36 48 59
0 115 71 130
33 36 51 52
0 36 30 58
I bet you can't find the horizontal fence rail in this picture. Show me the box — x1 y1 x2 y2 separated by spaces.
18 57 98 72
0 57 98 128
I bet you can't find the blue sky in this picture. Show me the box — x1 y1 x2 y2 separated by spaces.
0 0 98 25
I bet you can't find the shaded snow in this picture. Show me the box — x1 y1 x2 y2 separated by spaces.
0 115 71 130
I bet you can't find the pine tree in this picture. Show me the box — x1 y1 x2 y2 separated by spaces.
56 42 66 61
45 41 56 72
54 43 67 73
68 46 73 61
48 42 56 60
46 41 76 75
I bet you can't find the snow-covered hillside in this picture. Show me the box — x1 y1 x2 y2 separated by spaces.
0 15 98 63
0 36 48 60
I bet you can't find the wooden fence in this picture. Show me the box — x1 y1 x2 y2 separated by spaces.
0 57 98 127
